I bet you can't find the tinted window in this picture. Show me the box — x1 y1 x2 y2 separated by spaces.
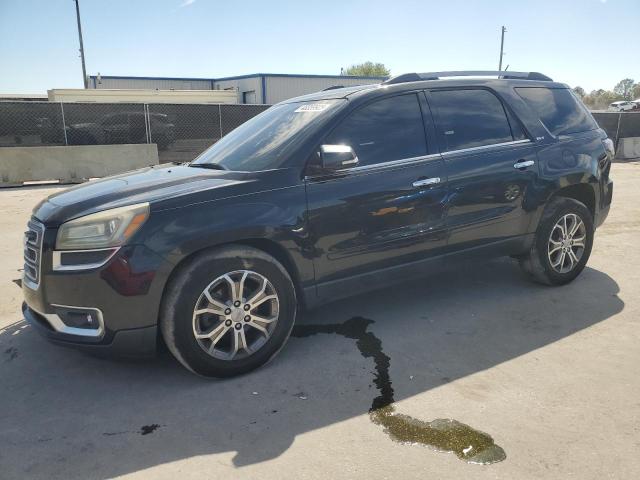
326 94 427 166
431 89 514 151
193 100 344 171
516 87 598 136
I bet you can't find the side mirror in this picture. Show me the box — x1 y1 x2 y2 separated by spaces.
319 144 359 170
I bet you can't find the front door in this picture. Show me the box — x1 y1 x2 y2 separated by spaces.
305 92 448 290
427 87 539 250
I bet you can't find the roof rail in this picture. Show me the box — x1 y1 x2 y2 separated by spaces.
322 85 345 91
383 71 553 85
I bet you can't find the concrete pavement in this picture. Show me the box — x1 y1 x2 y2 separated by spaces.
1 162 638 479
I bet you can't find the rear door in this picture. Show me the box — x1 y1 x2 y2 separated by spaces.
305 92 448 286
427 88 539 250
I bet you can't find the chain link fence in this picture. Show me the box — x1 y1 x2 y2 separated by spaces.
0 102 638 163
0 102 66 147
0 102 270 163
591 112 640 149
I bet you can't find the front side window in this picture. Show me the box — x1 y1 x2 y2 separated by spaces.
325 94 427 167
516 87 598 136
431 89 515 152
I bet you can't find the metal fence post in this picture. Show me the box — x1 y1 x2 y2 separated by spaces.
218 104 223 140
614 112 622 149
59 102 69 146
144 104 151 144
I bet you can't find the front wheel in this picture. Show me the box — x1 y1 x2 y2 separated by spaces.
160 246 297 377
519 197 594 286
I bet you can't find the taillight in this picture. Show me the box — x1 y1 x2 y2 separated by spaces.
602 138 615 159
600 138 614 173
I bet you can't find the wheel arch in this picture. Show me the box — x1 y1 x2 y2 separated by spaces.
158 237 307 324
551 183 596 219
526 179 598 243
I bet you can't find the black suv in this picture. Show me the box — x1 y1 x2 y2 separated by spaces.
22 71 614 377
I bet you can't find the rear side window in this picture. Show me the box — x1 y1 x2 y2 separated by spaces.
430 89 515 151
515 87 598 136
326 93 427 166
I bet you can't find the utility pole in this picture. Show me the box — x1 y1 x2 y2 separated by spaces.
74 0 88 88
498 26 506 71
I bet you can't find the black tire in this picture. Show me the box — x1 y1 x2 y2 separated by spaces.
519 197 594 286
160 245 297 377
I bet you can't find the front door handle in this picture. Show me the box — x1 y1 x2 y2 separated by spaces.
412 177 441 188
514 159 535 169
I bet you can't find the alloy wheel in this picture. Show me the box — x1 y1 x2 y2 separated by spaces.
547 213 587 274
192 270 279 360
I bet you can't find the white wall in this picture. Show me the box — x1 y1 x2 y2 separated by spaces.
0 144 159 186
214 78 263 104
264 76 382 104
617 137 640 159
47 88 237 104
86 75 385 104
90 77 213 90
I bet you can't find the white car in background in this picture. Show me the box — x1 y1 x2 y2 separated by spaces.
608 101 635 112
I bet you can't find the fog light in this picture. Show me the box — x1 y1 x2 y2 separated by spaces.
53 306 101 330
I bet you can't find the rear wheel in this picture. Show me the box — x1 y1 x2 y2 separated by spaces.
160 246 297 377
519 197 594 285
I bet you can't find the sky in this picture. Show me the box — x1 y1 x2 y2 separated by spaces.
0 0 638 94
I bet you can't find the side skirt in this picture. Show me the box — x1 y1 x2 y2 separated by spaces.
303 234 534 309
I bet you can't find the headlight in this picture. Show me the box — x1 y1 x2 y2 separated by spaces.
56 203 149 250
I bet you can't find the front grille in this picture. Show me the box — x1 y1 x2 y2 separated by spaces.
24 219 44 288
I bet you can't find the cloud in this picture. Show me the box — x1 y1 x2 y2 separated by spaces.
180 0 196 7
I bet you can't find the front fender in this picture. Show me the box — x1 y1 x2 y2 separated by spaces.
139 185 315 292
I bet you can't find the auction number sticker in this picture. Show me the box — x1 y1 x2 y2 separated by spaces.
295 103 331 113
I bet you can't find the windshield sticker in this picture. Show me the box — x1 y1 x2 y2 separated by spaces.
295 103 331 113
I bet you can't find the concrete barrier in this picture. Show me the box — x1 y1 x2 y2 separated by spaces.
616 137 640 160
0 144 159 186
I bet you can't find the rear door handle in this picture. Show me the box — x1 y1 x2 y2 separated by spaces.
412 177 441 188
514 159 535 169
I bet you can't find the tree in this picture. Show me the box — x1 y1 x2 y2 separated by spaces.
613 78 635 100
344 62 390 77
583 89 623 110
573 86 586 98
632 83 640 101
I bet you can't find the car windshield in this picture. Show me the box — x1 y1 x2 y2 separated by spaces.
191 99 344 171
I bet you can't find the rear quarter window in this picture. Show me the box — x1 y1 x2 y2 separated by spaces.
515 87 598 136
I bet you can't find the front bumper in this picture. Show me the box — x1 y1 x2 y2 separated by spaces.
23 302 157 356
22 238 172 356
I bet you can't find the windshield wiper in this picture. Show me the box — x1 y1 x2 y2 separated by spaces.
188 163 227 171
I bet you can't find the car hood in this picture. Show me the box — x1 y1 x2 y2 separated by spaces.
32 164 261 226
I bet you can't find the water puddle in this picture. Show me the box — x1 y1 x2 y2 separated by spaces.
292 317 506 465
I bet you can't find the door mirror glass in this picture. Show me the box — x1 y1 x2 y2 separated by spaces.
319 144 359 170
